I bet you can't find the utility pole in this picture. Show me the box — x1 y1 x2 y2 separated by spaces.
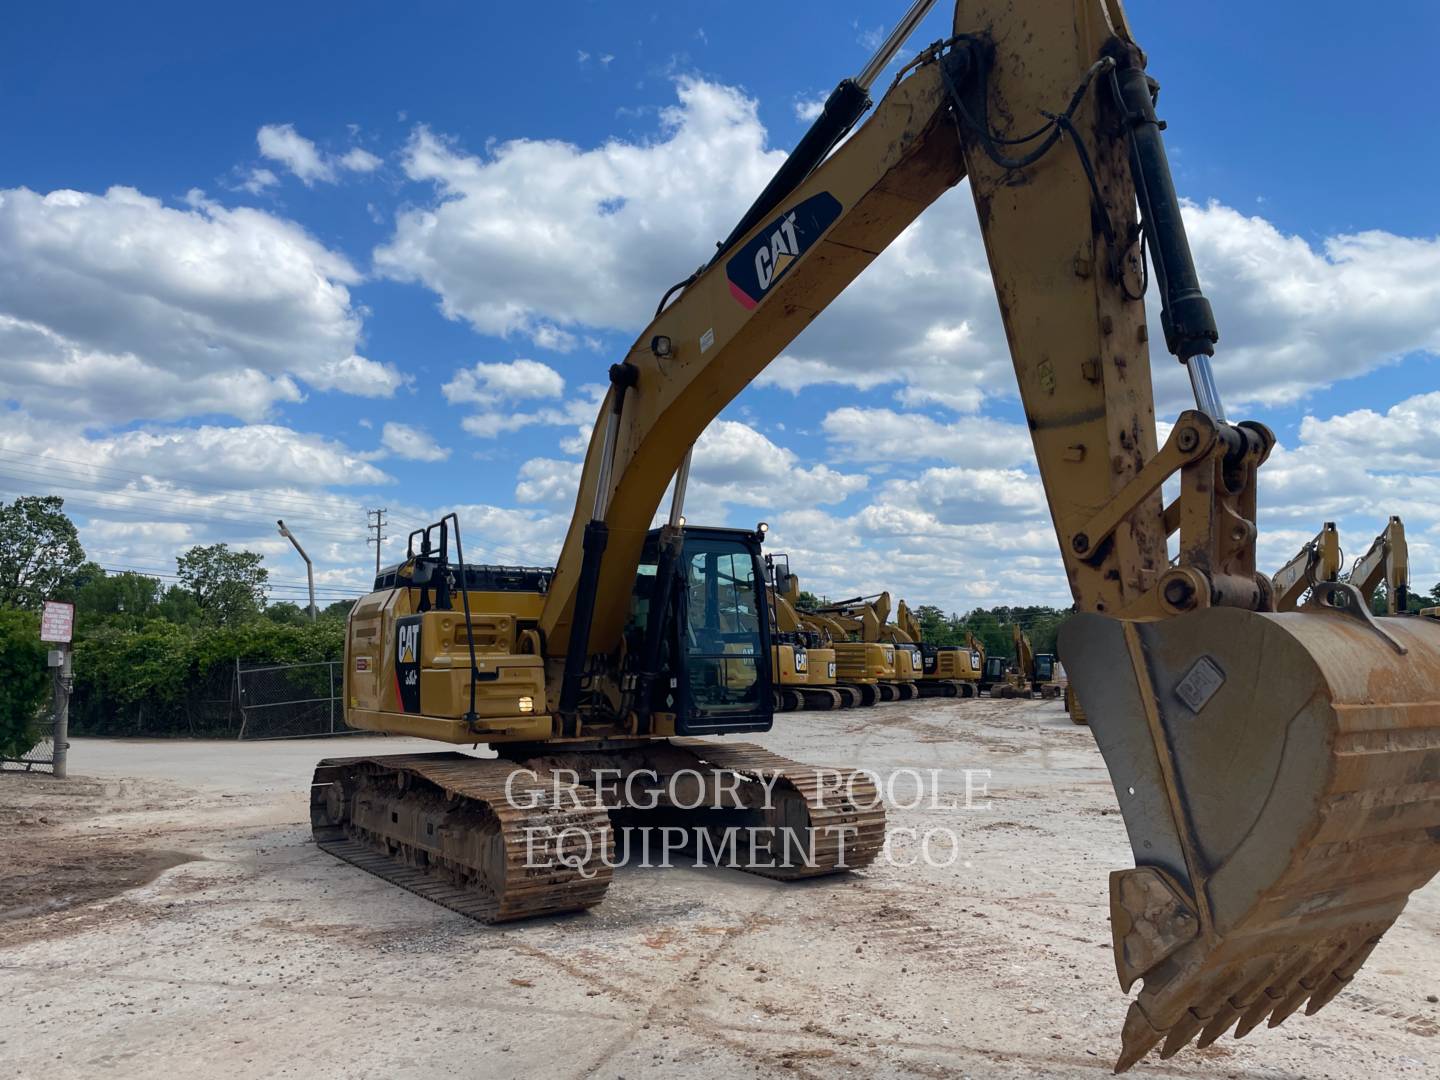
276 519 316 620
367 508 388 576
40 600 74 779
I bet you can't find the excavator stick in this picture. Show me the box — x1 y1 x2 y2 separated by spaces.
1061 585 1440 1069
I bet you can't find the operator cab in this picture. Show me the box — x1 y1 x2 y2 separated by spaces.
983 654 1009 684
630 525 774 735
1033 653 1057 683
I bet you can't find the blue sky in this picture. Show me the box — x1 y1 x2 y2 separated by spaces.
2 1 1438 611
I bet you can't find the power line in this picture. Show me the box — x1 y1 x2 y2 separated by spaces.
94 565 361 602
97 560 367 594
367 508 387 576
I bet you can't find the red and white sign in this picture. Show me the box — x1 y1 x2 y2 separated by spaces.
40 600 74 643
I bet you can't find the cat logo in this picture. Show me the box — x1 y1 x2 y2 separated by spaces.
726 192 842 309
394 616 423 713
754 211 800 291
397 622 419 665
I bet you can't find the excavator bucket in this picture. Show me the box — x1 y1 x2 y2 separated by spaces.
1060 583 1440 1072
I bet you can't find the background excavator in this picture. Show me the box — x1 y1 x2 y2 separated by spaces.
313 0 1440 1070
1271 522 1343 612
815 592 923 700
893 599 981 696
765 553 847 711
993 623 1063 699
798 601 903 705
1348 515 1410 614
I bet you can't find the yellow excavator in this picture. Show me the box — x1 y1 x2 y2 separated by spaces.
799 602 903 705
1347 515 1410 614
1271 522 1343 612
314 1 1440 1069
893 600 981 696
816 592 923 700
765 553 847 710
994 623 1063 699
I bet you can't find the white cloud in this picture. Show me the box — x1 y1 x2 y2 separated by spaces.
821 407 1031 467
257 123 335 185
515 457 581 507
380 421 450 462
1294 390 1440 472
1155 202 1440 411
0 414 392 491
691 420 867 507
0 186 401 422
794 95 825 122
257 124 383 185
462 412 544 438
442 360 602 441
442 358 566 405
513 418 868 525
338 147 382 173
374 80 786 345
240 168 279 195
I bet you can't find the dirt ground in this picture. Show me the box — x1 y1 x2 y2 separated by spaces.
1 697 1436 1079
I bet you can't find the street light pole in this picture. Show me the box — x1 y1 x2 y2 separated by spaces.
276 519 316 620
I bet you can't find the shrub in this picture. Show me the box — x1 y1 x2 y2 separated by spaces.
0 609 51 759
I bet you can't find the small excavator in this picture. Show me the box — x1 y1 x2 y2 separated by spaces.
1271 522 1343 612
314 1 1440 1069
1347 515 1410 615
892 599 981 696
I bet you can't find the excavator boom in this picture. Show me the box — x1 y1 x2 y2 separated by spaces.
1272 522 1342 612
1348 515 1409 614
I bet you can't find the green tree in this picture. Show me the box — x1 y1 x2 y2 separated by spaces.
156 583 203 624
265 601 309 625
75 568 162 629
914 604 957 645
321 599 356 620
0 496 86 610
0 608 50 760
795 590 821 612
176 544 268 626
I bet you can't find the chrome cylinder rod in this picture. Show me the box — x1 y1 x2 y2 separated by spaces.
1185 354 1227 424
855 0 940 90
667 448 693 528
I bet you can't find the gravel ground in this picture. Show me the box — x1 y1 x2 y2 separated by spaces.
1 697 1436 1079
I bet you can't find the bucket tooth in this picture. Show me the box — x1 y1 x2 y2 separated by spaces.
1196 1000 1242 1048
1334 934 1384 980
1233 990 1282 1040
1304 973 1350 1016
1158 1009 1207 1059
1114 1003 1166 1074
1267 979 1315 1029
1272 943 1350 1028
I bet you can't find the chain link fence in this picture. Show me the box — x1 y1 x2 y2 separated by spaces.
237 660 359 740
1 668 66 774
